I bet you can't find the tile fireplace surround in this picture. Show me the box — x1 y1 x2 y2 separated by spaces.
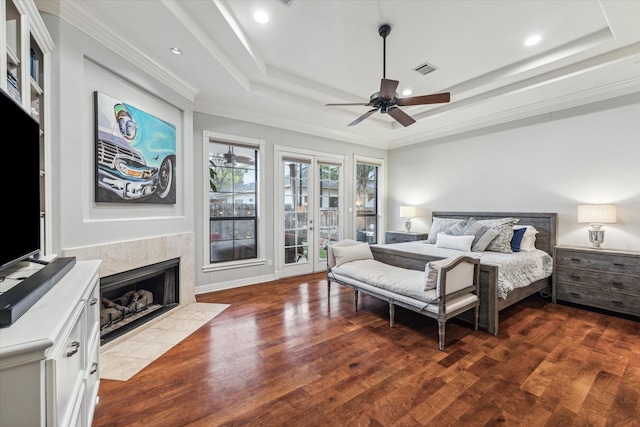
61 232 196 345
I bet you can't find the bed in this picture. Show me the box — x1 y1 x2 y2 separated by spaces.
369 212 557 335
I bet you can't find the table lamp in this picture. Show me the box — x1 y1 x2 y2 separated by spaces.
400 206 417 233
577 204 617 248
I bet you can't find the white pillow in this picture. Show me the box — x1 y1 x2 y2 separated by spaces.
426 218 466 244
424 255 466 290
435 233 474 251
332 243 374 267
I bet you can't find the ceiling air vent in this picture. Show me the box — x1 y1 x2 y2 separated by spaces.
413 61 437 76
275 0 294 6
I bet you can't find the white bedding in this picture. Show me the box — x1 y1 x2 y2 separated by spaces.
372 242 553 299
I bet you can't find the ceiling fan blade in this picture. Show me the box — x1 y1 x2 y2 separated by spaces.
397 92 451 106
348 108 378 126
234 156 255 166
380 79 399 100
326 102 371 106
387 107 416 127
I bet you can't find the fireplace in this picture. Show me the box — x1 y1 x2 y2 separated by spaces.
100 258 179 345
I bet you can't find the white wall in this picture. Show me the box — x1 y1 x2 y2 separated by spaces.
43 14 195 252
386 93 640 251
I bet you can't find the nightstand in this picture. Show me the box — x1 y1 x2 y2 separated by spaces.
385 231 428 243
553 245 640 317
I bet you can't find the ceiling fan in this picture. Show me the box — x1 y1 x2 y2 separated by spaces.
218 146 255 167
326 24 450 127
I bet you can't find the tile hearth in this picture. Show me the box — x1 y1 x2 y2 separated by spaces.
100 302 229 381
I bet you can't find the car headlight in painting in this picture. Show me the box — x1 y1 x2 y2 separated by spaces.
114 159 158 179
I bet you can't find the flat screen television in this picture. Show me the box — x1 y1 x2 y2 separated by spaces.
0 88 41 272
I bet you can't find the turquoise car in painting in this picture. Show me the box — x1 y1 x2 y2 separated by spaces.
95 92 176 203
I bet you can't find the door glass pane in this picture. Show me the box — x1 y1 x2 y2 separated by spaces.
284 160 309 264
318 164 340 260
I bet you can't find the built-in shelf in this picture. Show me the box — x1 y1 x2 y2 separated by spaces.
3 0 54 257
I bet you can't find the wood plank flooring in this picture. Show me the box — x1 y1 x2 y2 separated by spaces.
92 273 640 426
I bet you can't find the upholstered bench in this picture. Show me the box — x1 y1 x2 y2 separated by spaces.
327 239 480 350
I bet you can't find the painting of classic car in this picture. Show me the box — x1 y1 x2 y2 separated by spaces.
94 91 176 203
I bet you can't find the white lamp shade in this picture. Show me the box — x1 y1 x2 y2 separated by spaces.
400 206 417 219
577 204 617 224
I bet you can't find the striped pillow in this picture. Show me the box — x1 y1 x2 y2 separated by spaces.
426 218 466 244
458 218 500 252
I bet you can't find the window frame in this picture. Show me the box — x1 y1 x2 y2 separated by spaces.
202 131 265 272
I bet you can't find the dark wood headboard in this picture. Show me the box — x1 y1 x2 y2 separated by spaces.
432 212 557 256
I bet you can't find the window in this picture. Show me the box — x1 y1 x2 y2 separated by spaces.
207 137 261 264
355 161 379 244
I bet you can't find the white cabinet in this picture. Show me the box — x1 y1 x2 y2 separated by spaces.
0 260 102 427
2 0 54 256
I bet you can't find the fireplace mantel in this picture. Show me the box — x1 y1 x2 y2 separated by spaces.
61 232 196 306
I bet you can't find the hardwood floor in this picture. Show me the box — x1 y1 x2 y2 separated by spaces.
92 273 640 426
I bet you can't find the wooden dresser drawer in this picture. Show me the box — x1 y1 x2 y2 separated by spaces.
556 267 640 295
556 250 640 276
556 282 640 315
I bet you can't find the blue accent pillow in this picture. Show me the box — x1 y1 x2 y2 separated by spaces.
510 227 527 252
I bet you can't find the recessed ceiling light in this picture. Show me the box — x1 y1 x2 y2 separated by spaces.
170 47 182 55
402 89 412 96
254 10 269 24
524 35 541 46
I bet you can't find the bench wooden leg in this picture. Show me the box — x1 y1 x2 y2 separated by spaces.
438 320 446 351
389 301 395 327
354 289 359 311
474 305 479 331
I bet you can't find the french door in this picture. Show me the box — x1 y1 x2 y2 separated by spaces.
277 148 343 277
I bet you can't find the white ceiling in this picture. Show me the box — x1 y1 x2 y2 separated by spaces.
37 0 640 149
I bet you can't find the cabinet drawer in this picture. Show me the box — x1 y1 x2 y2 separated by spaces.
556 251 640 276
556 267 640 295
556 282 640 316
85 277 100 341
47 303 85 426
84 331 100 427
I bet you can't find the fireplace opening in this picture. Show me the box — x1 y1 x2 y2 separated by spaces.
100 258 179 345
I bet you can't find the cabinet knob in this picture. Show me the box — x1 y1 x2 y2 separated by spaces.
66 341 80 357
611 281 624 288
613 263 625 268
570 258 581 263
569 275 580 281
90 297 98 306
90 362 98 375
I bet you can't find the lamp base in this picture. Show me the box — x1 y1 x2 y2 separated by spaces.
404 219 412 233
588 228 605 249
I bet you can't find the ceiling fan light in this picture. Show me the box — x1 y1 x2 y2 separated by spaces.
525 35 541 46
254 10 269 24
